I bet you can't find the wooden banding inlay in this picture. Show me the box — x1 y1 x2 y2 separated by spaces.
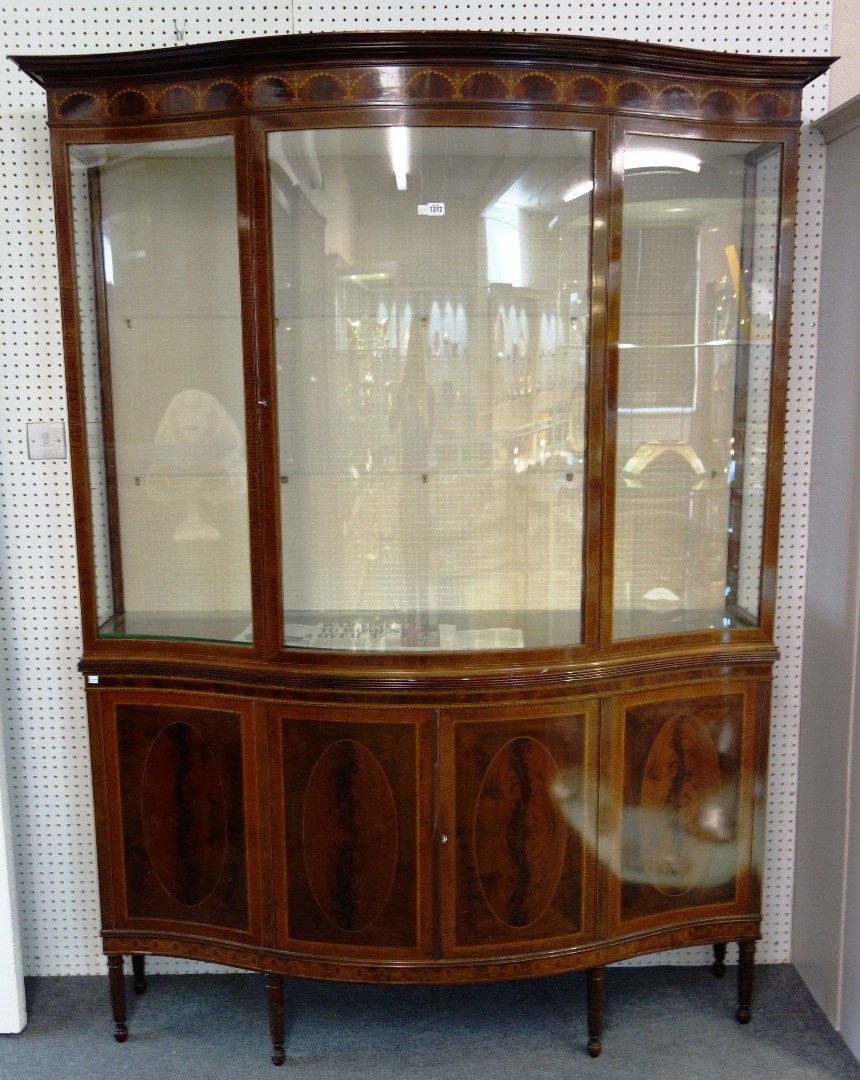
140 722 228 907
474 736 567 928
639 714 722 897
302 739 399 933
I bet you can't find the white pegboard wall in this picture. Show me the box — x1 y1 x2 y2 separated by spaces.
0 1 833 976
294 0 831 49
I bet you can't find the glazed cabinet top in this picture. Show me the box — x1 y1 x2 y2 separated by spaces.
10 33 832 688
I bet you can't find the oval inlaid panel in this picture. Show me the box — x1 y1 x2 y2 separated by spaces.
640 714 723 897
203 81 246 110
701 89 737 119
155 85 199 115
107 89 150 117
59 91 102 120
475 737 567 928
566 76 607 106
513 73 559 102
302 740 398 933
299 74 347 102
140 722 228 907
251 76 296 106
460 71 508 100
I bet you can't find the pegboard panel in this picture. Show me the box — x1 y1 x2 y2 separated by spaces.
767 113 829 961
0 1 833 976
294 0 829 51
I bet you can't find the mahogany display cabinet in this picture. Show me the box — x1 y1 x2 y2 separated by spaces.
11 30 831 1063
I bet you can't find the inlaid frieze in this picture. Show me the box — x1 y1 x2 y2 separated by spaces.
48 65 798 125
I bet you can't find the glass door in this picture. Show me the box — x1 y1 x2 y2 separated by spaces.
268 125 595 651
611 133 782 640
69 136 252 644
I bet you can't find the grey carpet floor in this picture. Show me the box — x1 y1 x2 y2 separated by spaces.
0 964 858 1079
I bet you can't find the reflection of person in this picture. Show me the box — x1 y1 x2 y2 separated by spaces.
389 321 435 624
146 389 246 543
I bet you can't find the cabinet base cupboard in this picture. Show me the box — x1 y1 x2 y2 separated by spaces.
11 30 831 1063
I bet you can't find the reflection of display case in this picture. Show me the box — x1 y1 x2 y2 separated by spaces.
13 31 830 1063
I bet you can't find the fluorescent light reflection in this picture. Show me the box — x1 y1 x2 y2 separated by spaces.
101 232 114 285
624 147 701 173
563 179 594 202
387 126 410 191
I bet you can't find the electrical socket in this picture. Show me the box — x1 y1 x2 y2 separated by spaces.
27 422 67 461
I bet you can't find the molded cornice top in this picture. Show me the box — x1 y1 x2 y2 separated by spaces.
10 29 834 90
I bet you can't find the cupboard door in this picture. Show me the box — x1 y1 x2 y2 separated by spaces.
608 682 761 936
270 707 434 958
441 703 598 956
98 692 261 942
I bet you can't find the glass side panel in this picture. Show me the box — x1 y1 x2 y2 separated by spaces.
612 135 782 639
268 126 593 651
69 137 252 644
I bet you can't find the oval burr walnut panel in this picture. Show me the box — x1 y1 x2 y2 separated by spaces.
445 705 598 954
109 700 252 935
638 714 722 898
140 721 229 908
614 689 752 932
474 737 568 928
277 712 427 952
302 739 399 933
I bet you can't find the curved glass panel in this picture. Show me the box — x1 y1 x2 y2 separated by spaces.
268 126 593 651
613 135 781 639
69 137 252 643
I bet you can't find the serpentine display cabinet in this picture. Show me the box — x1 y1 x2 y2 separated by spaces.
12 31 831 1063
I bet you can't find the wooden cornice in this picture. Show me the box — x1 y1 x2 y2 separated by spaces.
11 29 834 91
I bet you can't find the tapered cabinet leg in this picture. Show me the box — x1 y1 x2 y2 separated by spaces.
107 954 128 1043
712 942 727 978
586 967 605 1058
737 940 755 1024
132 954 147 996
266 973 286 1066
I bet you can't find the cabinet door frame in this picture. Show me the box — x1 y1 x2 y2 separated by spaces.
605 679 762 939
600 115 800 655
94 689 264 945
251 107 611 669
267 703 435 960
439 699 599 959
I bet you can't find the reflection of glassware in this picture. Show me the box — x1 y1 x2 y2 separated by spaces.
345 311 392 357
146 389 246 544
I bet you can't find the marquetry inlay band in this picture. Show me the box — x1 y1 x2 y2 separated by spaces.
50 65 799 125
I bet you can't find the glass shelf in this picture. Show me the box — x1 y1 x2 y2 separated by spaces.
282 609 582 652
98 611 253 645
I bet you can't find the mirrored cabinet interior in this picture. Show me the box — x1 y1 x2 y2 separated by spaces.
11 31 830 1064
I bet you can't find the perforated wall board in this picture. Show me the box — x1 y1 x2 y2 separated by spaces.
0 1 833 975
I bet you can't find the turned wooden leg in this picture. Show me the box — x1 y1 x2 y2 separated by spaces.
737 940 755 1024
586 966 605 1058
132 954 147 996
107 954 128 1043
712 942 727 978
266 973 286 1066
